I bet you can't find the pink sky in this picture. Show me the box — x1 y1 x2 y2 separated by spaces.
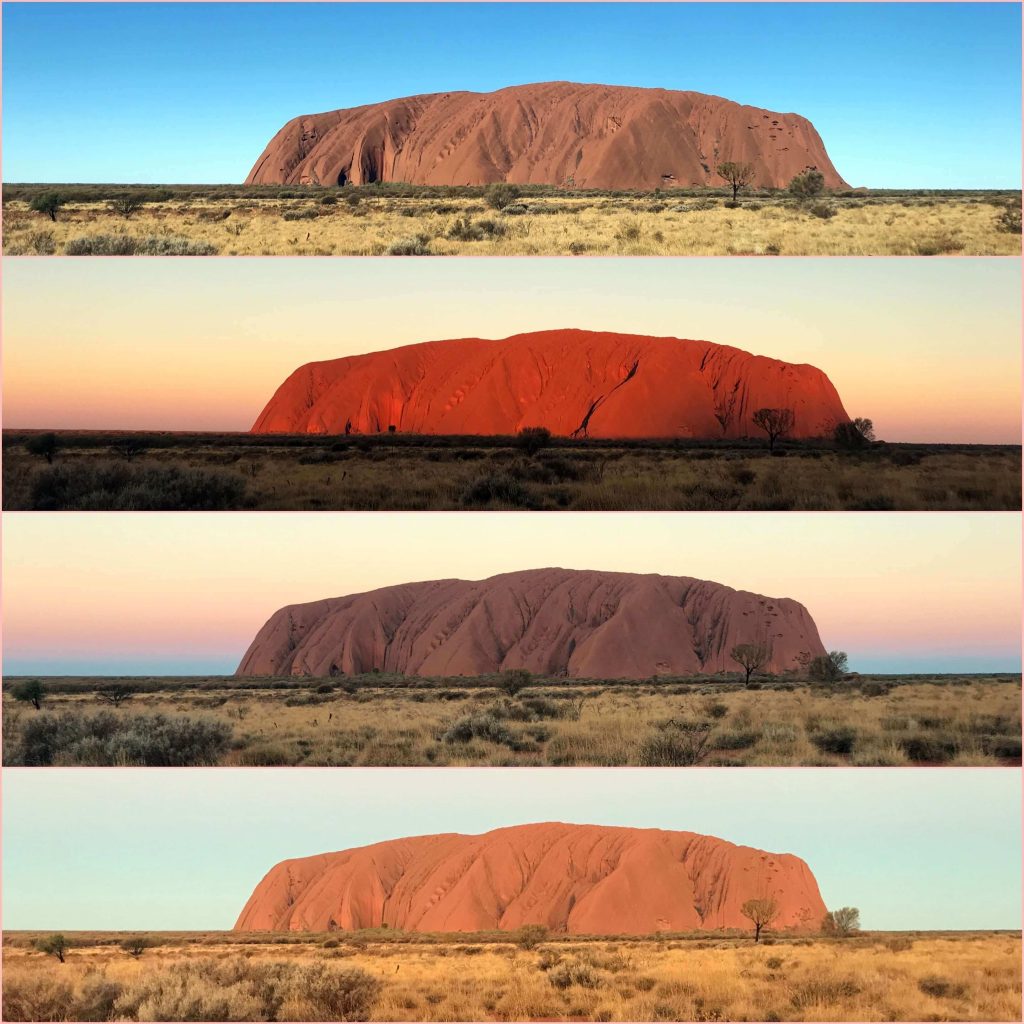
3 513 1019 675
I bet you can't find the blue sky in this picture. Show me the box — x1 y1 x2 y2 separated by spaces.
3 768 1020 931
2 3 1020 187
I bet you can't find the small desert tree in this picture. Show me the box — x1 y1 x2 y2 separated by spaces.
740 897 779 943
120 935 152 958
808 650 849 682
516 923 549 950
751 408 795 452
788 170 825 199
96 684 138 708
822 907 861 937
29 192 68 222
730 641 773 684
716 161 755 202
25 432 59 464
111 196 145 219
12 679 45 711
833 418 876 450
35 934 69 963
500 667 532 698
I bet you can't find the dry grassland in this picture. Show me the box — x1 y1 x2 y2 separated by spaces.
3 931 1019 1021
3 189 1020 256
4 676 1019 768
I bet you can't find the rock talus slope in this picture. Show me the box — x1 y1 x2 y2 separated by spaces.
235 822 828 934
246 82 848 190
251 330 850 440
236 568 826 678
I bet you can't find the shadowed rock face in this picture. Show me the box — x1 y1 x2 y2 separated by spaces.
245 81 848 190
234 822 828 934
236 568 825 679
251 330 850 440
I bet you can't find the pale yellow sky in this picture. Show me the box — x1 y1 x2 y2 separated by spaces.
3 259 1020 442
2 513 1019 674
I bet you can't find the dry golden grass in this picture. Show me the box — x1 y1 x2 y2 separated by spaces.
3 192 1020 256
5 676 1019 767
3 435 1020 511
3 932 1019 1021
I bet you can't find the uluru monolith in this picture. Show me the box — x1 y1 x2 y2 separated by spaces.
250 329 850 439
235 568 826 678
245 82 848 190
234 822 828 934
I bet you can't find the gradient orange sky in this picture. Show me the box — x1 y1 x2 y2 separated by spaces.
3 259 1020 443
3 512 1019 675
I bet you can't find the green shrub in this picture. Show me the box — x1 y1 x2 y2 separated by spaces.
712 729 761 750
461 471 531 507
810 726 857 755
484 182 521 210
638 721 712 766
29 192 67 221
995 205 1021 233
29 462 247 510
918 975 967 999
548 960 600 990
788 170 825 199
808 203 836 220
517 426 551 456
64 234 218 255
11 711 232 766
111 197 145 218
387 234 431 255
900 734 957 763
441 711 513 746
282 208 319 221
515 924 548 950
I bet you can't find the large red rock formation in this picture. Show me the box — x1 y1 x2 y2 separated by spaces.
251 330 850 439
235 822 828 934
245 82 847 190
235 568 825 679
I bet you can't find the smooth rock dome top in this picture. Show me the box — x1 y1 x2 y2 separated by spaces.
236 567 826 679
251 329 850 439
246 81 848 190
235 822 829 934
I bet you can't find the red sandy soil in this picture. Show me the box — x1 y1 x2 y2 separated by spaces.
245 82 848 190
251 330 850 439
236 568 826 679
235 822 828 934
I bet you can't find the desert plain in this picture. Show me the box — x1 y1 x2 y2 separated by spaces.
4 673 1019 768
3 183 1020 257
3 430 1019 511
2 929 1019 1022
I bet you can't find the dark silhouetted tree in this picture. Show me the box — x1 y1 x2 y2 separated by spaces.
808 651 849 682
751 408 795 452
12 679 45 711
833 418 876 450
730 641 773 684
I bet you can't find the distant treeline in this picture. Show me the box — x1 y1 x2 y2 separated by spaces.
3 429 1018 456
3 672 1019 698
4 182 1019 204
